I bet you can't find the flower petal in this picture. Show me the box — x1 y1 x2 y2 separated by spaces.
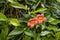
40 14 44 17
27 22 34 28
37 14 44 17
27 22 30 26
29 18 37 21
30 24 34 28
43 17 46 21
39 21 43 25
27 18 38 28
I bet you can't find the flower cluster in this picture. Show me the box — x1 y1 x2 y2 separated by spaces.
27 14 46 28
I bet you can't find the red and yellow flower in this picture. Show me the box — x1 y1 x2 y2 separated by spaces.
27 18 38 28
27 14 46 28
36 14 46 24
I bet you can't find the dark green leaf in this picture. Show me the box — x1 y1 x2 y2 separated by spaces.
23 36 31 40
0 25 8 40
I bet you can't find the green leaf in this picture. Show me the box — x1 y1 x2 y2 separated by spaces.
31 8 47 14
42 37 49 40
48 17 60 25
24 31 35 37
23 36 31 40
8 28 23 36
56 32 60 40
7 0 16 3
56 0 60 3
8 0 28 10
10 18 20 26
41 24 46 30
34 34 41 40
25 0 36 5
0 13 7 21
10 3 28 10
0 25 8 40
42 37 55 40
41 31 50 36
47 25 58 31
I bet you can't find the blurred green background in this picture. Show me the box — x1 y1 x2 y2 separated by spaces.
0 0 60 40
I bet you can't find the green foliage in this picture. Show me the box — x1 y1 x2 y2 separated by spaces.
8 0 28 10
56 32 60 40
0 0 60 40
31 8 47 14
0 13 8 21
8 28 24 36
10 18 20 26
47 17 60 25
